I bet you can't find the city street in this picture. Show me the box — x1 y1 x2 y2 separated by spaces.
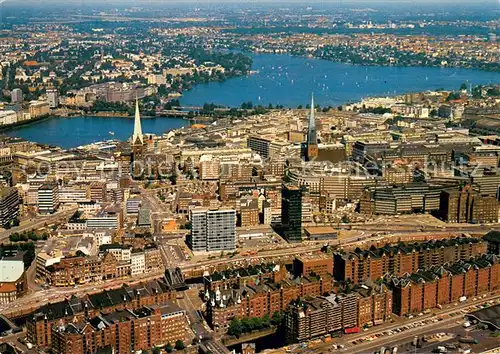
305 293 500 354
0 208 76 243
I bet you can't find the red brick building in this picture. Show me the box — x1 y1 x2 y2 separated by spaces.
51 303 190 354
206 275 333 333
27 279 175 348
355 284 392 327
334 237 487 284
293 255 334 277
390 254 499 316
203 263 287 292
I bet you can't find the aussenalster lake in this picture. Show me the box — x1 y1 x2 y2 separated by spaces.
181 53 500 108
4 53 499 149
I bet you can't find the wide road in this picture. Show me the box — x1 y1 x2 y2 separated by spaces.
0 208 77 242
0 270 164 316
179 224 499 272
306 293 500 354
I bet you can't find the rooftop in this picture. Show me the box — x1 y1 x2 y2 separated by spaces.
0 259 24 283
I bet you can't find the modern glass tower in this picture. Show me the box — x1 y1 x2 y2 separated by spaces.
281 184 303 242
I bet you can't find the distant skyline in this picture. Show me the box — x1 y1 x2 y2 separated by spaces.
1 0 499 4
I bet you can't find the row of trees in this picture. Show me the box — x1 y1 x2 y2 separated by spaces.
90 100 130 113
150 340 185 353
360 106 392 114
3 218 19 229
227 312 282 338
9 230 48 242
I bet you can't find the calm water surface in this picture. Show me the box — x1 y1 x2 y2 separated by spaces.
4 116 187 149
5 53 499 148
182 53 500 107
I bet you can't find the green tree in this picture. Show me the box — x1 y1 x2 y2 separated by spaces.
174 340 185 350
487 87 500 97
165 343 173 353
271 311 282 326
446 92 461 102
152 347 161 354
227 317 243 337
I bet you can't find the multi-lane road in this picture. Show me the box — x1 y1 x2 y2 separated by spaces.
302 293 500 354
0 208 77 243
178 223 500 273
0 270 164 317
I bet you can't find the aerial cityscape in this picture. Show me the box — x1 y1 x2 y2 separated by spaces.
0 0 498 353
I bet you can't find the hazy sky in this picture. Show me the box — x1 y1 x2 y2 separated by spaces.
2 0 499 3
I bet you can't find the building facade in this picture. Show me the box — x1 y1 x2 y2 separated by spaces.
0 187 20 227
51 303 190 354
38 183 60 214
390 254 499 316
281 184 303 242
334 237 487 284
188 207 236 252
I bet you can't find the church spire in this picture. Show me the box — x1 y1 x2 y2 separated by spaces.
309 92 315 132
307 92 317 146
305 92 318 161
132 98 143 144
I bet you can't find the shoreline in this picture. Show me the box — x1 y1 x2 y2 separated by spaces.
0 113 189 134
0 115 53 133
57 110 192 119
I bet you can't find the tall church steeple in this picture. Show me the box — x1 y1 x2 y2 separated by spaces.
131 98 146 165
132 99 143 145
305 93 318 161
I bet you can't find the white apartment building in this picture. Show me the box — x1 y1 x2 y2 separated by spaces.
131 251 146 276
199 155 220 180
83 229 112 247
0 110 18 125
59 186 90 204
188 207 236 252
37 183 59 214
101 245 131 262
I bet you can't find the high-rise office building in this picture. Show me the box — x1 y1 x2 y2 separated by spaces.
0 187 20 227
10 88 23 104
38 183 60 214
281 184 303 242
46 88 59 108
188 207 236 252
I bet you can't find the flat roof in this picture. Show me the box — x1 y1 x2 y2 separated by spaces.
0 259 24 283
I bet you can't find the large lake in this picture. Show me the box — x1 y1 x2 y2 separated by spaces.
4 53 499 148
182 53 500 108
3 116 187 149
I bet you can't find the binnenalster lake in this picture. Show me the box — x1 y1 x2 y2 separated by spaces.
3 116 187 150
4 53 500 149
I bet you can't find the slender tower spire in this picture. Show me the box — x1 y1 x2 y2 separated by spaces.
305 92 318 161
308 92 316 142
132 98 143 145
